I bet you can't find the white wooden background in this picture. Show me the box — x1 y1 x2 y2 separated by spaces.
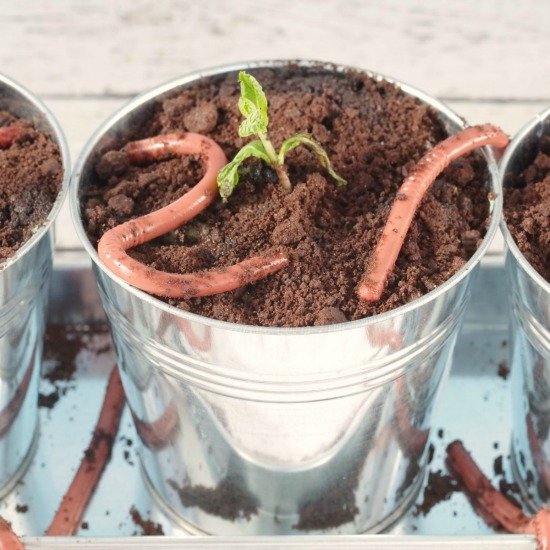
1 0 549 250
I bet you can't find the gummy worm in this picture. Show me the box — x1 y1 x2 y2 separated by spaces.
0 516 24 549
98 133 289 298
446 440 550 549
46 367 125 536
358 124 509 302
0 125 20 149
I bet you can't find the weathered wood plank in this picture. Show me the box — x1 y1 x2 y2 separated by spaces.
49 97 547 251
1 0 549 100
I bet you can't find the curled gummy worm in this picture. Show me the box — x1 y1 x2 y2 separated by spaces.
357 124 509 303
98 133 289 298
131 403 179 450
0 125 20 149
446 440 550 549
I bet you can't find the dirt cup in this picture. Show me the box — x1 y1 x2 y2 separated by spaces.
71 61 502 535
502 107 550 508
0 73 70 497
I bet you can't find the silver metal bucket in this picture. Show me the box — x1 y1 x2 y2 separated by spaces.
0 74 70 496
71 61 502 535
502 107 550 508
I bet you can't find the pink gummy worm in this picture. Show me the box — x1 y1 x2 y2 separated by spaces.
0 516 24 549
0 125 20 149
98 133 289 298
446 440 531 533
446 439 550 549
357 124 509 303
131 402 178 450
46 367 125 536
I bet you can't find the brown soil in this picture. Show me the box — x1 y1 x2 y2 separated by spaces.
168 476 258 521
0 110 62 261
129 506 164 536
504 133 550 281
414 470 460 516
43 324 111 383
82 65 491 327
293 472 359 531
497 361 510 381
40 323 112 409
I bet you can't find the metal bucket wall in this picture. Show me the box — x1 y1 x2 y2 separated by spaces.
502 108 550 508
72 61 502 535
0 74 70 496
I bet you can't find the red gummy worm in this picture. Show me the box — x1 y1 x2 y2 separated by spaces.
0 125 20 149
446 440 550 548
131 402 179 450
98 133 289 298
535 509 550 550
46 367 125 536
527 413 550 495
357 124 509 303
446 440 530 533
0 516 24 550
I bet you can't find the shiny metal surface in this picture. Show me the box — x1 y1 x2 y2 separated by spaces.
0 74 70 496
500 107 550 509
70 61 502 535
1 257 519 542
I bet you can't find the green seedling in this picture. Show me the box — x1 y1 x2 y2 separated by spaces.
217 71 347 201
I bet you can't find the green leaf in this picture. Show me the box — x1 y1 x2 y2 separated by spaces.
278 133 347 187
216 140 271 201
237 71 269 137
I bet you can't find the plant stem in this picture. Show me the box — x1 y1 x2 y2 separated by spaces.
258 132 278 164
274 164 292 191
259 132 292 191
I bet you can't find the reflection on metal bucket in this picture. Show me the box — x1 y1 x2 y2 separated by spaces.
72 61 501 535
502 107 550 509
0 73 70 497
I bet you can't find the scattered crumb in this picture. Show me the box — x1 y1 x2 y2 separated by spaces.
38 390 60 409
493 455 504 477
427 443 435 464
123 449 135 466
129 506 164 536
414 470 460 516
497 360 510 380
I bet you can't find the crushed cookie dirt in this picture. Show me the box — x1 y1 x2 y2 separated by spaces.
82 65 491 327
0 110 62 261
